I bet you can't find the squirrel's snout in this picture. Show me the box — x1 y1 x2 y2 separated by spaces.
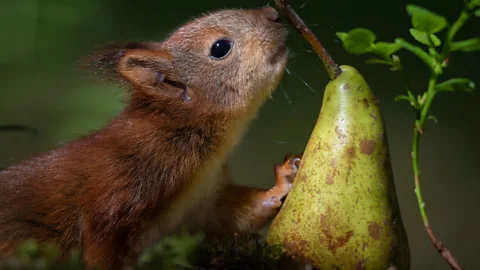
261 6 281 23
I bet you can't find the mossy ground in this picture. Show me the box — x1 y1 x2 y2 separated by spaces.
0 232 301 270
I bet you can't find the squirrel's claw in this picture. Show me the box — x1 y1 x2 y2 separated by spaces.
263 153 302 207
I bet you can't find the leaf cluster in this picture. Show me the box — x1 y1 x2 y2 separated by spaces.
336 0 479 113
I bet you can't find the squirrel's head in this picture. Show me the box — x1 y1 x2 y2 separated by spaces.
91 6 287 117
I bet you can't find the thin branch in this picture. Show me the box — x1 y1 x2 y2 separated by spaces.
426 226 464 270
0 125 38 135
275 0 341 80
411 62 463 270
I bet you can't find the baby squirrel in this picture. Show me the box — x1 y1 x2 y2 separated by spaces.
0 6 302 270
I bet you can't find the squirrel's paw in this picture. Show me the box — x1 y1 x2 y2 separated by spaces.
263 153 302 207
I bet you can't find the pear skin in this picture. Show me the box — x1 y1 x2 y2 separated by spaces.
266 65 410 269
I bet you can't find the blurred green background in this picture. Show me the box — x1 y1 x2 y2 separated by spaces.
0 0 478 269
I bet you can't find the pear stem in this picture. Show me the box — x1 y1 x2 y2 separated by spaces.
275 0 341 80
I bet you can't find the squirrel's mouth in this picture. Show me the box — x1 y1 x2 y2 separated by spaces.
269 44 287 64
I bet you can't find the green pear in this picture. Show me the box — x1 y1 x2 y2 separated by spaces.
266 65 410 269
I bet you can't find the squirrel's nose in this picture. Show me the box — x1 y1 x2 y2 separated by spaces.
262 6 281 23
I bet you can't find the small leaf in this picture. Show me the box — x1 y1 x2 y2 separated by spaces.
395 91 420 109
389 66 400 71
417 93 427 105
406 5 448 33
395 95 411 102
391 54 402 69
409 28 441 47
342 28 376 54
395 38 437 70
428 115 438 124
365 58 391 65
372 42 402 58
451 38 480 52
407 90 416 100
336 32 348 42
408 90 421 109
435 78 476 93
475 9 480 17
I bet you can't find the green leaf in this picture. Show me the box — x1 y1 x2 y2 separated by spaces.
390 54 402 70
435 78 476 93
428 115 438 124
473 0 480 7
451 38 480 52
365 58 391 65
395 90 420 109
342 28 376 54
475 9 480 17
395 38 437 70
406 5 448 33
408 90 421 109
417 93 426 105
372 42 402 58
409 28 441 46
394 95 411 102
336 32 348 41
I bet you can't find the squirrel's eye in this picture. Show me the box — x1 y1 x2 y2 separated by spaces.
210 39 233 60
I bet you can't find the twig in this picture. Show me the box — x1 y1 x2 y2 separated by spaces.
411 76 463 270
0 125 38 135
426 226 463 270
411 73 464 268
275 0 341 80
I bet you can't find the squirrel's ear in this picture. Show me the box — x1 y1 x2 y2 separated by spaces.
90 42 173 89
118 49 173 89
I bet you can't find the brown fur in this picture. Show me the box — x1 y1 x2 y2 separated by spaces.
0 6 297 270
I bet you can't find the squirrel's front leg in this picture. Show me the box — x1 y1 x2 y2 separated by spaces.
201 153 302 236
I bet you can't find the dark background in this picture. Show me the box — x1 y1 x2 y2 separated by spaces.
0 0 478 269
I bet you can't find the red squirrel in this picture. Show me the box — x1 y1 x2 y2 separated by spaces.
0 6 301 269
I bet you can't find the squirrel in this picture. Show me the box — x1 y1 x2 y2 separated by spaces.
0 6 302 270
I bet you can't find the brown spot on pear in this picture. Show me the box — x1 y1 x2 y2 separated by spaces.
360 139 376 155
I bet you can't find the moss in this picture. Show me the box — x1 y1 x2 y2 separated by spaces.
0 233 300 270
